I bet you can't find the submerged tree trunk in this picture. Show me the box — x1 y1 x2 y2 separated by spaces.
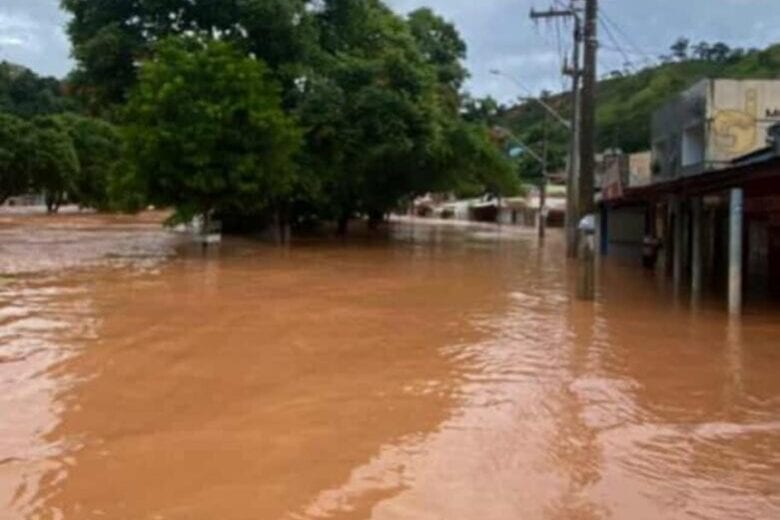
273 207 291 245
202 210 211 237
200 207 215 251
45 192 63 214
367 210 384 230
280 215 291 245
337 214 350 236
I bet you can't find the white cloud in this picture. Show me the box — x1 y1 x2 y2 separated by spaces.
0 0 778 92
391 0 780 102
0 3 68 76
0 12 39 31
0 12 43 53
0 36 26 47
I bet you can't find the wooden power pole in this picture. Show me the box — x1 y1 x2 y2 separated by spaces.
539 112 549 240
530 2 581 257
576 0 598 300
564 16 582 258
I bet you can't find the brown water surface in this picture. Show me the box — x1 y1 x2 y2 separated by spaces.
1 212 779 519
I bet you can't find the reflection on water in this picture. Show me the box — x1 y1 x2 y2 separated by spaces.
0 213 779 519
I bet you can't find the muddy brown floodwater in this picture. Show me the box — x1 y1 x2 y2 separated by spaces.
0 211 779 520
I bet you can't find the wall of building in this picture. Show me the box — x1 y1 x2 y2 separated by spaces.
652 79 780 180
745 175 780 298
651 80 709 179
708 80 780 165
604 206 647 259
629 152 653 187
770 227 780 298
601 151 653 201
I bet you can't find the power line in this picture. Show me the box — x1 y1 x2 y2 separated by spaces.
598 9 656 67
531 16 571 82
599 44 664 57
598 17 635 72
553 16 570 91
529 1 581 258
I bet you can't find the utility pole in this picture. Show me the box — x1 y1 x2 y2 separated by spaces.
539 112 549 240
564 16 582 258
576 0 598 300
530 2 581 257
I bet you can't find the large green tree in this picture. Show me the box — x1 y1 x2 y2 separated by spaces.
407 7 468 113
28 116 80 213
58 113 124 210
440 121 519 198
64 0 518 231
124 37 301 227
298 0 448 231
62 0 315 108
294 0 516 232
0 113 32 204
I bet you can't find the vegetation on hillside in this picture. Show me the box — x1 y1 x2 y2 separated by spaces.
0 62 77 117
492 41 780 178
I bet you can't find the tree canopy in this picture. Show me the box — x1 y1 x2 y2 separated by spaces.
28 116 81 213
124 37 301 224
0 108 127 211
0 113 31 204
58 113 124 210
0 62 75 117
5 5 779 233
407 8 468 91
57 0 519 231
62 0 314 107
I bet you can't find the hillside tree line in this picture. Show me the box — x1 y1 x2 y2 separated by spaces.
475 38 780 182
1 0 519 234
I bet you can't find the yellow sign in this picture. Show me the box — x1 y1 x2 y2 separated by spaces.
712 89 758 155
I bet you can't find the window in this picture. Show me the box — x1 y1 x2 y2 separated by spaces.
682 124 706 167
652 140 667 177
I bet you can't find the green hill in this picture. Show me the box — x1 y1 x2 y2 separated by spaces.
0 62 77 117
495 43 780 176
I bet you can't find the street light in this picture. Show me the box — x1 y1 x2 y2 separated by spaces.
494 125 550 240
493 126 545 165
490 69 571 130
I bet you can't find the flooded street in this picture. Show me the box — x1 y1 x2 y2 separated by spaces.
1 212 779 520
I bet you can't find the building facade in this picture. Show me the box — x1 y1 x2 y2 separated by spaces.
652 79 780 179
600 79 780 314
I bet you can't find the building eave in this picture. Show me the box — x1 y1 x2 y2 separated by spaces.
605 155 780 205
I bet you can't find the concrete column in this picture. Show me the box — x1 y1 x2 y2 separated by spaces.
599 205 609 256
682 203 691 277
691 197 704 299
673 197 683 292
663 202 672 275
729 188 744 316
577 231 596 300
706 206 717 281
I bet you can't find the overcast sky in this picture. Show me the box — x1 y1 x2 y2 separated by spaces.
1 0 778 103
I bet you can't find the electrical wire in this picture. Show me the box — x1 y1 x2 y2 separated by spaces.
529 5 572 96
553 17 570 91
598 9 657 67
598 17 636 73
